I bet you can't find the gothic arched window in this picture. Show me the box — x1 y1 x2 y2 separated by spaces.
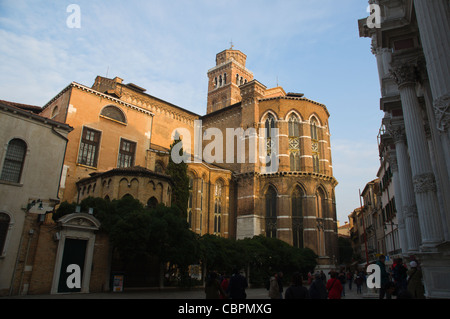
264 114 277 170
288 114 301 171
147 197 158 209
310 117 320 173
214 180 223 235
265 114 276 139
310 117 318 140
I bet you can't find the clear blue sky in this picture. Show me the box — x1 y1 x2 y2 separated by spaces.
0 0 382 224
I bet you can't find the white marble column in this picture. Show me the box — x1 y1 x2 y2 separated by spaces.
413 0 450 98
387 149 409 255
391 62 445 248
414 0 450 172
387 122 421 252
420 74 450 241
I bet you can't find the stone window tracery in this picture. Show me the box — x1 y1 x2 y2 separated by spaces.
288 114 301 171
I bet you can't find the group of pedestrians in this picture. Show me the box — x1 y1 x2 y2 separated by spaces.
205 255 426 300
205 268 362 300
268 270 348 299
204 268 248 299
376 254 425 299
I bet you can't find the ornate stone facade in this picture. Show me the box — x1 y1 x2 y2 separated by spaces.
360 0 450 298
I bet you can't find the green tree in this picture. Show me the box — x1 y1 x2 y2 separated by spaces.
166 138 190 217
147 204 200 287
148 204 199 267
199 234 238 274
198 235 318 286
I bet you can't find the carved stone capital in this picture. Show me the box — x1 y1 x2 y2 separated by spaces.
413 173 437 194
390 63 419 88
434 93 450 132
385 120 407 144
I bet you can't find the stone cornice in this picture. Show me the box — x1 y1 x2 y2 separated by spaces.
42 82 154 117
233 170 338 186
259 96 330 117
0 100 73 132
207 59 253 76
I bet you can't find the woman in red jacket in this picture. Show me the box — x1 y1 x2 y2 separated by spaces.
326 271 343 299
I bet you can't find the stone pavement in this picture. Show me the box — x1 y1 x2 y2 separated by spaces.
2 284 375 299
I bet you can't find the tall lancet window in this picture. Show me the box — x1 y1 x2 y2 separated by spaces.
265 186 277 238
289 114 301 171
214 180 223 235
316 187 327 256
310 117 320 173
265 114 276 169
187 175 194 229
292 187 304 248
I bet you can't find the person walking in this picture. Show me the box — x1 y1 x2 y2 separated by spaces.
284 272 309 299
220 274 230 299
338 269 346 297
227 268 248 299
347 270 354 291
307 272 313 285
320 270 327 284
354 270 364 294
392 258 408 295
376 255 391 299
407 261 425 299
309 272 328 299
205 272 226 299
326 272 343 299
268 273 280 299
277 272 284 299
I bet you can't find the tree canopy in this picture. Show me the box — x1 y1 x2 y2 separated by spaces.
54 196 318 286
166 138 190 216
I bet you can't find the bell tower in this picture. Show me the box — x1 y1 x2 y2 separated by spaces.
206 47 254 114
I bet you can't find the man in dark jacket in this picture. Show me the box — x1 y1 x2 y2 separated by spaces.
376 255 391 299
227 268 248 299
285 272 310 299
392 258 408 294
309 272 327 299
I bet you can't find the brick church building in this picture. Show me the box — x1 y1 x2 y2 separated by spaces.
2 48 339 295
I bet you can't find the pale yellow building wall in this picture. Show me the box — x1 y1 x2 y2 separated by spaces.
0 108 70 296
